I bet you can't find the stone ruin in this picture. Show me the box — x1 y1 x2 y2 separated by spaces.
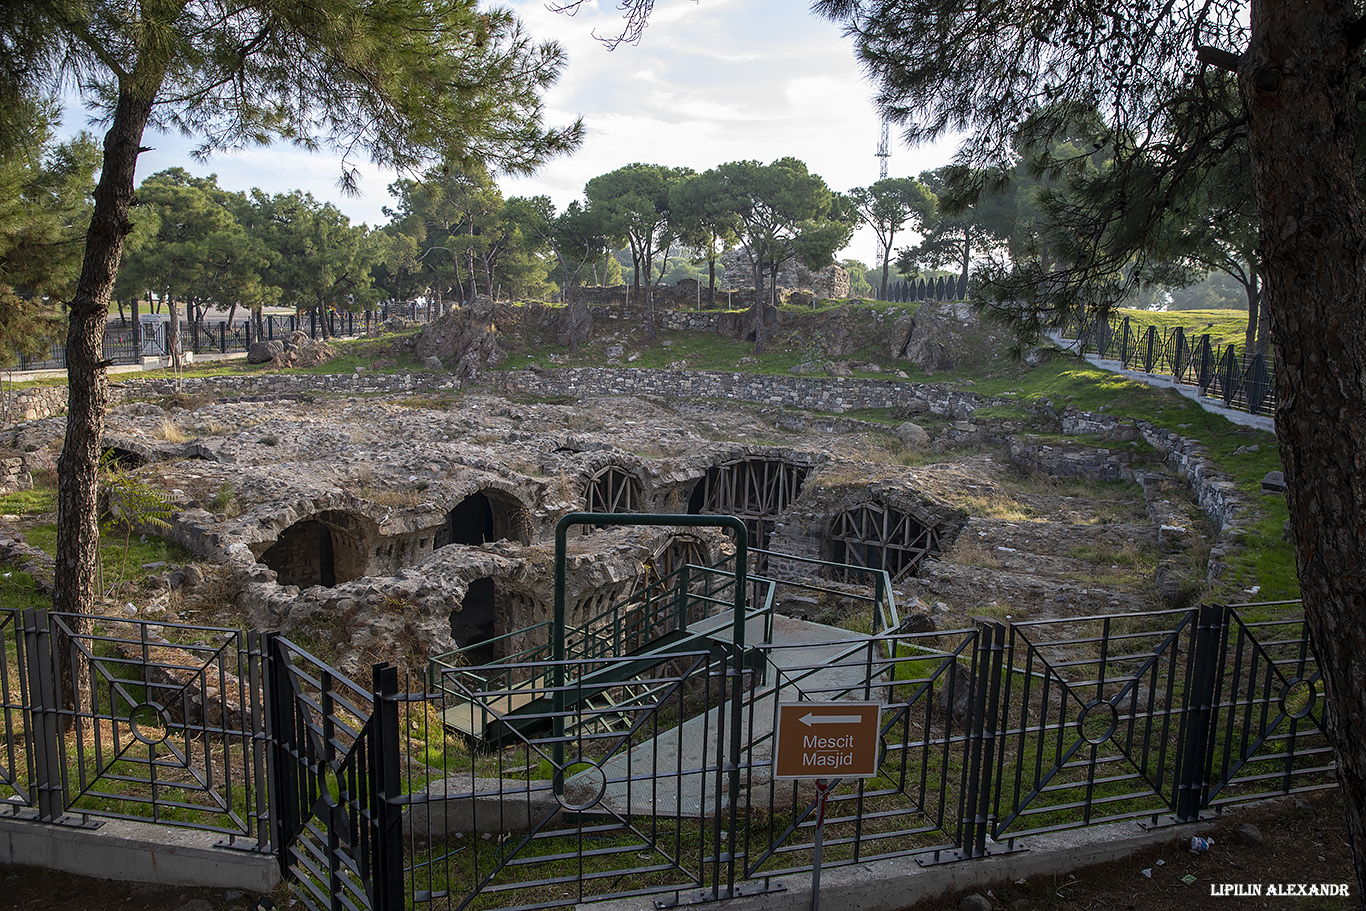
0 298 1248 674
0 391 982 674
718 249 852 300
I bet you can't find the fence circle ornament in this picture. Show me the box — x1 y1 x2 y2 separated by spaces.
1281 678 1317 719
556 762 608 812
128 702 172 745
1077 700 1119 746
319 763 346 807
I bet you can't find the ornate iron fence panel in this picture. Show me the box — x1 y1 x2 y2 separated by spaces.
991 610 1199 839
1204 609 1334 807
41 612 269 843
265 634 403 911
420 648 759 910
742 628 989 873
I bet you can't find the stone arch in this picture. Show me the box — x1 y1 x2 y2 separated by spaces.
687 456 809 557
260 509 376 588
827 500 943 583
584 464 642 515
101 446 148 470
434 487 531 548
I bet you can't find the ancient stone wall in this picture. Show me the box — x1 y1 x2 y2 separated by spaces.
502 366 1002 417
1059 407 1261 586
0 456 30 493
718 250 851 299
0 385 68 425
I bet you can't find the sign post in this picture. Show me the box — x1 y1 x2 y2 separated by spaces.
773 702 882 911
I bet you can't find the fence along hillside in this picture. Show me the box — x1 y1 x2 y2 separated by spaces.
1056 311 1276 418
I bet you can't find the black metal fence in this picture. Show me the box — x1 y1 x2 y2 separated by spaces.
415 600 1329 909
1057 313 1277 417
877 274 969 304
0 609 270 847
8 304 434 373
0 600 1328 910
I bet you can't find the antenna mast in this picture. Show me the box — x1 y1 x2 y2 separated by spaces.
876 118 890 180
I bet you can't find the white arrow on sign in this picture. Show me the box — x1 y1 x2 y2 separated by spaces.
800 712 863 726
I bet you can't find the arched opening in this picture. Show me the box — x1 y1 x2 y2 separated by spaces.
687 457 808 569
450 577 498 661
101 447 146 470
828 501 942 583
260 509 373 588
434 488 530 549
584 465 641 515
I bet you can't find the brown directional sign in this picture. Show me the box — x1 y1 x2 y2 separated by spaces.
772 701 882 779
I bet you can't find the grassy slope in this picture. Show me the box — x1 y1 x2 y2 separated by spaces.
1117 307 1253 352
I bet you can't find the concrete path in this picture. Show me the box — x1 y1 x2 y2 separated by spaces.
576 615 889 818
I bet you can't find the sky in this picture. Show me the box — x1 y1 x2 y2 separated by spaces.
62 1 959 265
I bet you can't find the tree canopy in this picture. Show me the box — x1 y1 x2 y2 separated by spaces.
2 0 583 642
703 157 853 350
818 0 1366 893
848 177 933 300
585 163 693 340
0 106 99 365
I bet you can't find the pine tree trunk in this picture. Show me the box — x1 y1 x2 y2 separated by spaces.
57 80 161 709
1242 271 1260 354
1244 0 1366 897
167 295 182 371
644 245 657 342
960 225 972 287
750 257 766 354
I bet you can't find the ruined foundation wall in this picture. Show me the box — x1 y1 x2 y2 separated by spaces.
503 367 1000 417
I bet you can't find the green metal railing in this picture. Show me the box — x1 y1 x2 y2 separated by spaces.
751 545 901 644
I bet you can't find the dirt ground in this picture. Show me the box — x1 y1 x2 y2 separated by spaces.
905 789 1355 911
1 791 1353 910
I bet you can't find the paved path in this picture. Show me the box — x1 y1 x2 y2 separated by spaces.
575 615 889 818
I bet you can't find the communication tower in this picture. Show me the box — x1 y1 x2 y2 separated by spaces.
876 118 890 180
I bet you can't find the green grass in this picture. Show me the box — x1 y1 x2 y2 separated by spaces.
0 487 57 516
964 353 1293 596
1116 307 1252 352
22 521 195 592
0 563 48 612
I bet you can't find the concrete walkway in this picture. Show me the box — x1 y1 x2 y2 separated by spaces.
580 615 889 818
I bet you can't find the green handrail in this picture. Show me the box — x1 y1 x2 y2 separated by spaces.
554 513 749 803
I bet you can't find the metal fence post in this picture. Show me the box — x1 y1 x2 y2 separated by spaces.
369 663 403 911
21 609 64 822
1197 335 1213 392
263 633 300 875
675 564 690 632
1175 603 1223 822
959 623 1005 858
1222 346 1238 406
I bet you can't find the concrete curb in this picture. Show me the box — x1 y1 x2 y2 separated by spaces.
584 814 1220 911
0 812 278 892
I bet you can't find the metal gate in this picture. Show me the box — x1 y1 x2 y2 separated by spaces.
265 634 404 911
